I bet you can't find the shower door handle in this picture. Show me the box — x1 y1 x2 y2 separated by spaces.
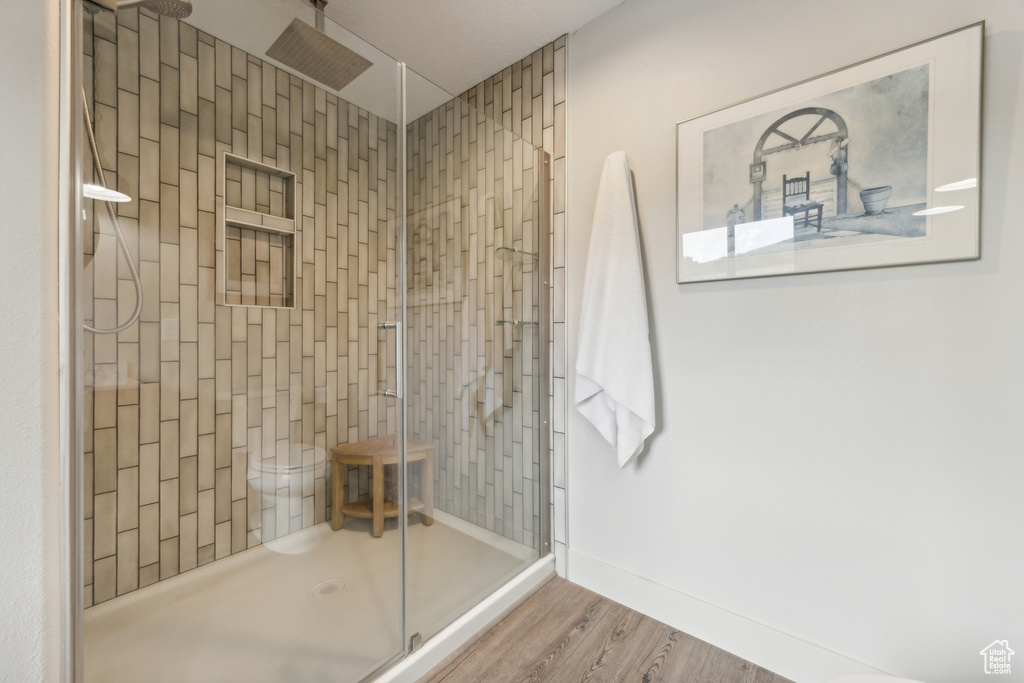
378 321 403 399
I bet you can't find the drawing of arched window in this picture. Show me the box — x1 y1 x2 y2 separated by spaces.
751 107 849 221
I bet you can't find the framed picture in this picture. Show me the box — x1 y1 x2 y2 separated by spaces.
676 23 983 283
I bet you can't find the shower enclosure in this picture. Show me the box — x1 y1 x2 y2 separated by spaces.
68 0 550 680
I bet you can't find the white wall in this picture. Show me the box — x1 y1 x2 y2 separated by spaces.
0 2 63 681
565 2 1024 682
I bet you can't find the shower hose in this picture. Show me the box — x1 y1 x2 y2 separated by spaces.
82 87 144 335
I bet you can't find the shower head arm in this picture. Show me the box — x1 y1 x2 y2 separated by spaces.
309 0 328 31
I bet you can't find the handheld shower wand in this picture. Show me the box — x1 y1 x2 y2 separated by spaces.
82 91 144 335
80 0 192 334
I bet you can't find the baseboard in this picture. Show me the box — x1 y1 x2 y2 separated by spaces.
376 554 556 683
567 549 888 683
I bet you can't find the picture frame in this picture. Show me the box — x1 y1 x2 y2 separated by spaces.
676 23 983 284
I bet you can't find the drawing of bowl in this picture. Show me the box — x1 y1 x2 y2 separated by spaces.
860 185 892 215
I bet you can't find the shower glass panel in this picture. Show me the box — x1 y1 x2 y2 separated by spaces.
79 1 405 680
75 0 549 679
403 69 550 645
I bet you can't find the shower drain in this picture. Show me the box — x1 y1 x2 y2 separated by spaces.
312 579 346 599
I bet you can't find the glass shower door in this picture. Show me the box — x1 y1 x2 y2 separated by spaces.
401 70 550 646
77 0 407 680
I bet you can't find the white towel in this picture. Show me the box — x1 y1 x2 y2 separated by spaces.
575 151 655 468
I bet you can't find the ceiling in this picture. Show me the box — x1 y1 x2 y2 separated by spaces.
321 0 625 95
183 0 624 122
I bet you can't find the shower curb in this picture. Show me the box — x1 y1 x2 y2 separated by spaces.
374 555 556 683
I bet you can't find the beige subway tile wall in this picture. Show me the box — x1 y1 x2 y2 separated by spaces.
401 37 567 551
406 102 544 547
458 38 568 565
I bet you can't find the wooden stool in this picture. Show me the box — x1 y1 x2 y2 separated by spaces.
329 435 434 537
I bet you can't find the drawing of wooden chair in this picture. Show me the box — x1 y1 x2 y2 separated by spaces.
782 172 823 231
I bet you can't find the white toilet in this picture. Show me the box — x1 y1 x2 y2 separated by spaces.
247 446 327 554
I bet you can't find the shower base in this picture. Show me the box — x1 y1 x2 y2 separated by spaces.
84 515 535 683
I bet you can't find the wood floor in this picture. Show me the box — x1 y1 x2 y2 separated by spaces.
419 577 794 683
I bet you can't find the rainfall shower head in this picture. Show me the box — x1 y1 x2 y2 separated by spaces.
266 18 372 92
116 0 193 18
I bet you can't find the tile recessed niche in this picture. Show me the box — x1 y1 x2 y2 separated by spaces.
219 153 296 308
